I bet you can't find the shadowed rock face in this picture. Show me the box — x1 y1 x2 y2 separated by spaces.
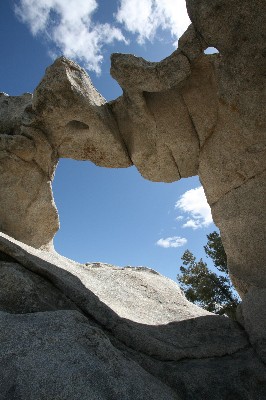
0 1 266 397
0 232 266 399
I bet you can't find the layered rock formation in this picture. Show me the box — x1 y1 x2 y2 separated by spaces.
0 0 265 398
1 233 266 399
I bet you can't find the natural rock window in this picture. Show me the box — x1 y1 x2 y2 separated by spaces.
53 158 210 281
0 2 266 397
204 47 219 54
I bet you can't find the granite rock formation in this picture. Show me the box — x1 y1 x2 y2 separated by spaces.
0 93 59 250
1 233 266 399
0 0 265 398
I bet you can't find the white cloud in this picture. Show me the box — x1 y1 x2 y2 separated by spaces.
175 186 213 229
176 215 184 221
15 0 127 74
156 236 187 248
115 0 190 46
15 0 191 74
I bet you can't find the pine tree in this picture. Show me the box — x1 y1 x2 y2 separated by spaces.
177 232 240 319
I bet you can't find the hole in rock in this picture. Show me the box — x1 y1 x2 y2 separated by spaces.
53 159 218 282
66 120 89 130
204 47 219 55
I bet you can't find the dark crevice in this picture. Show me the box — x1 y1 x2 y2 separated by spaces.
179 49 193 66
0 251 17 263
66 120 89 130
106 102 133 165
180 94 201 149
165 144 181 179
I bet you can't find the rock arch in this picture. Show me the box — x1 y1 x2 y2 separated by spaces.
1 1 265 297
0 1 266 397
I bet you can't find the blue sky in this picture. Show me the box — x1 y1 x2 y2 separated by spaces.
0 0 218 281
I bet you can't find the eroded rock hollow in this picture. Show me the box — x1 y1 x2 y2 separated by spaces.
0 0 265 398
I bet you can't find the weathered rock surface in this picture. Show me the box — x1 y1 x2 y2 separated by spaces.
1 0 265 295
212 170 266 295
187 0 266 299
0 233 265 399
1 310 180 400
32 57 131 168
0 261 78 314
0 0 265 398
0 92 32 135
238 286 266 365
1 0 265 297
0 93 58 250
0 233 248 361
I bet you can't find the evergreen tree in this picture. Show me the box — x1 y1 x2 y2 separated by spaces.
177 232 240 319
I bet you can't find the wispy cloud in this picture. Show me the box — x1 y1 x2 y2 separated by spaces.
116 0 190 46
15 0 127 74
156 236 187 248
175 186 213 229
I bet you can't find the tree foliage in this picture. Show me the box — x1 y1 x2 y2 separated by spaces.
177 232 240 319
